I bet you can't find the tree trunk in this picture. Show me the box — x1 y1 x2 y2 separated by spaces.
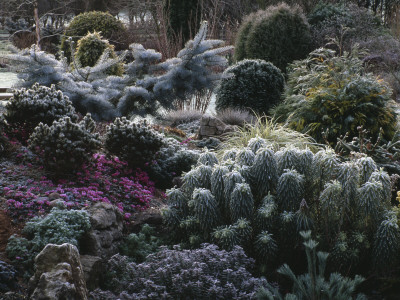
34 0 41 49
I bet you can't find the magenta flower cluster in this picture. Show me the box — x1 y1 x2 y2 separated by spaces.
2 153 156 222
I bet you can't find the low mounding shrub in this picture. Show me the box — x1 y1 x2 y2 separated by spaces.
236 3 312 72
215 60 285 115
4 83 78 139
60 11 127 61
6 208 91 276
105 117 165 168
74 32 124 76
272 48 397 144
147 137 200 188
162 139 400 276
101 244 267 299
28 114 101 172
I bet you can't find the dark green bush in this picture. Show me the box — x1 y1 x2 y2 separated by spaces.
307 1 348 26
6 208 91 276
28 114 101 173
236 3 312 72
119 224 161 263
104 117 165 168
215 59 284 115
4 83 78 138
74 32 123 76
60 11 126 61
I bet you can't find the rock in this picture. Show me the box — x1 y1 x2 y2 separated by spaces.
80 202 124 257
48 192 61 201
28 243 88 300
80 255 103 291
198 115 234 139
49 199 65 208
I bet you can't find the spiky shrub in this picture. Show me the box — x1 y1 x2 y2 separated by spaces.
215 60 284 115
4 83 77 140
102 244 267 299
6 208 90 276
273 48 397 144
257 231 366 300
60 11 126 61
28 114 100 173
163 139 400 275
105 117 165 168
237 3 312 72
74 32 123 76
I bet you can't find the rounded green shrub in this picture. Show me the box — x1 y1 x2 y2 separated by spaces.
5 83 78 138
74 32 123 76
215 59 284 115
104 117 166 168
236 3 312 72
28 114 101 173
60 11 126 61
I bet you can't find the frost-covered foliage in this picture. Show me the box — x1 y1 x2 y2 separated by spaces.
8 22 232 120
257 231 366 300
147 137 200 188
105 117 165 168
4 83 77 133
99 244 267 299
6 208 90 276
272 48 397 144
215 60 285 115
162 138 400 275
28 114 100 172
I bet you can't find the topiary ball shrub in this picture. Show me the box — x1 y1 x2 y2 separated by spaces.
28 114 101 173
104 117 166 168
74 32 123 76
236 3 312 72
60 11 127 61
4 83 78 142
215 59 285 115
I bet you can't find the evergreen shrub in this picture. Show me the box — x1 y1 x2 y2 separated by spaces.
236 3 312 72
215 60 285 115
4 83 78 139
28 114 101 172
272 48 397 144
162 138 400 276
6 208 91 276
104 117 165 168
60 11 126 61
74 32 123 76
